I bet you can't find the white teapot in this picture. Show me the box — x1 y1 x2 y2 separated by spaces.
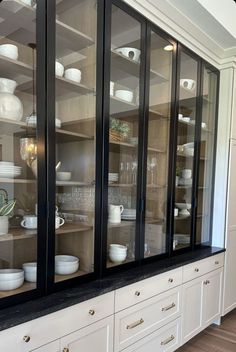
108 204 124 224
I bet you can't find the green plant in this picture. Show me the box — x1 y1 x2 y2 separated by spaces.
0 194 16 217
176 166 182 177
110 118 130 136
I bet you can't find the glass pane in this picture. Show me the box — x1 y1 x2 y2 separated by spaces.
144 32 173 258
55 0 97 281
196 67 218 245
106 6 141 268
174 52 198 251
0 0 37 296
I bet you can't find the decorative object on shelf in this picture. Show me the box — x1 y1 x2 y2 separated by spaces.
0 190 16 236
55 255 79 275
108 244 127 264
55 60 64 77
20 137 37 177
178 114 190 123
0 78 23 121
26 43 37 126
108 172 118 184
0 269 24 291
175 202 191 217
64 68 82 83
56 171 72 181
121 208 136 221
109 118 130 142
21 215 37 229
108 204 124 224
110 81 115 96
180 78 196 91
181 169 192 179
0 161 22 178
0 44 18 60
55 206 65 229
114 47 141 63
115 89 133 103
23 262 37 283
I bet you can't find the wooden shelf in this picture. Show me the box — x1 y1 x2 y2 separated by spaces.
55 270 88 283
109 140 165 154
178 119 212 133
56 223 92 234
56 180 94 186
107 258 133 268
177 152 208 161
0 117 28 135
108 221 135 229
56 76 94 99
0 178 36 184
0 55 32 81
0 282 36 298
110 96 138 115
146 218 164 224
56 128 93 143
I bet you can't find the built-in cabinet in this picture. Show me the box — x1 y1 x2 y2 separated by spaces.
0 0 219 307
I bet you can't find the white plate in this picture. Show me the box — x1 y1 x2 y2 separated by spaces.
121 215 136 220
174 234 190 244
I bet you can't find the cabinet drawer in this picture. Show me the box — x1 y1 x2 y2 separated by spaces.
114 287 181 351
0 292 114 352
115 268 182 312
183 253 224 283
122 318 181 352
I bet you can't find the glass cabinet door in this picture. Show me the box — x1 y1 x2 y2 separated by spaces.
196 66 218 245
54 0 98 282
173 50 199 251
106 5 142 268
0 1 38 297
144 31 174 258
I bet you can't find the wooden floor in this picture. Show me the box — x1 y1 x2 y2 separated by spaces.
177 309 236 351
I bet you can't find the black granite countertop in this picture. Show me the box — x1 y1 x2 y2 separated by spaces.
0 246 225 332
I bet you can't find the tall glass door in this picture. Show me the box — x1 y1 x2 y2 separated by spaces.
106 5 142 269
143 30 174 258
54 0 98 282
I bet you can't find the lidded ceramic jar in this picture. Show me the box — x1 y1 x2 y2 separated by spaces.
0 78 23 121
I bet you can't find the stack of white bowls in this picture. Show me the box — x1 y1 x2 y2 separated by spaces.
0 161 21 178
121 208 136 220
23 262 37 283
0 269 24 290
109 244 127 264
55 255 79 275
108 173 118 183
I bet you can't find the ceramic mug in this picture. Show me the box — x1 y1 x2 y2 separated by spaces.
108 204 124 224
64 68 82 83
55 216 65 229
180 79 196 91
182 169 192 179
21 215 37 229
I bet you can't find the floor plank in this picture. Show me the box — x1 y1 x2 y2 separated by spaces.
177 310 236 352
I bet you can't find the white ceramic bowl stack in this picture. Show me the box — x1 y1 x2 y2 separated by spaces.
108 173 118 183
115 89 133 103
0 269 24 290
109 244 127 264
56 172 72 181
23 262 37 283
55 255 79 275
0 44 18 60
0 161 21 178
121 208 136 220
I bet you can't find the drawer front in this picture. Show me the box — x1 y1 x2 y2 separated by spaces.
0 292 114 352
114 287 181 351
115 268 182 312
123 318 181 352
183 253 224 283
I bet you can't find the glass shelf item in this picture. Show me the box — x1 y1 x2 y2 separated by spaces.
54 0 98 282
0 0 37 297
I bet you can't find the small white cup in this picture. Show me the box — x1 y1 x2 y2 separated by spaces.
174 208 179 217
64 68 82 83
55 61 64 77
0 44 18 60
55 216 65 229
21 215 37 229
181 169 192 179
180 79 196 91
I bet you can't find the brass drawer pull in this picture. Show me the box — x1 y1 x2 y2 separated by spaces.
168 278 173 283
135 291 141 296
162 302 176 312
161 334 175 345
23 335 30 343
89 309 95 315
63 348 69 352
126 318 144 329
195 268 199 272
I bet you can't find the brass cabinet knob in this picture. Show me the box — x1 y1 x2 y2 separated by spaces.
215 261 219 265
89 309 95 315
135 291 141 296
195 268 199 272
23 335 30 343
168 278 173 283
63 348 69 352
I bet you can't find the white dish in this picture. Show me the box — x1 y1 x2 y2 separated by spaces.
0 277 24 291
109 244 127 251
55 255 79 275
178 178 192 186
55 61 64 77
115 89 133 103
0 269 24 281
55 118 61 128
0 44 18 60
121 215 136 220
174 234 190 244
0 161 14 166
109 251 127 263
56 172 71 181
175 203 191 210
23 262 37 283
64 68 81 83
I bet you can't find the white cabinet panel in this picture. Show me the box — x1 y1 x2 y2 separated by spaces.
60 316 113 352
223 229 236 315
31 340 60 352
226 140 236 227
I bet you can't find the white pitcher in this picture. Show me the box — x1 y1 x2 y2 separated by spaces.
108 204 124 224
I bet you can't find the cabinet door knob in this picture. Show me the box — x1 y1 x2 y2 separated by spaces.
135 291 141 296
215 261 219 265
89 309 95 315
63 348 69 352
195 268 199 272
23 335 30 343
204 280 208 285
168 278 173 283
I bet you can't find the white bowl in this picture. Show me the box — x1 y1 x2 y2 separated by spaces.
0 269 24 281
0 277 24 291
55 61 64 77
55 255 79 275
109 251 127 263
115 90 133 103
23 262 37 283
175 203 191 210
64 68 82 83
56 172 71 181
0 44 18 60
109 244 127 251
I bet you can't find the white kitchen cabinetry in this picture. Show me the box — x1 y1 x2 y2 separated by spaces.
60 316 114 352
31 341 60 352
182 268 223 344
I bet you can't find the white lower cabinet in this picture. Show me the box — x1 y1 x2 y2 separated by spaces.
60 316 114 352
31 340 60 352
182 268 223 345
121 318 181 352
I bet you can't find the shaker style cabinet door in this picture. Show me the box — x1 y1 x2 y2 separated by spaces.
60 316 114 352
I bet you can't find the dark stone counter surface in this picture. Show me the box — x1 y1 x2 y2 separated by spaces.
0 246 225 331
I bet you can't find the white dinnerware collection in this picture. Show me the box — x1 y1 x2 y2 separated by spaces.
115 89 133 103
109 244 127 264
178 168 192 186
0 78 23 121
114 47 141 63
108 172 118 183
175 202 191 217
56 171 72 181
55 60 82 83
121 208 136 221
0 161 21 178
0 269 24 291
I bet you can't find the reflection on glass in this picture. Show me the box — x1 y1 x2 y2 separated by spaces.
144 32 173 258
106 6 141 268
196 67 218 245
55 0 97 281
174 52 198 251
0 0 37 296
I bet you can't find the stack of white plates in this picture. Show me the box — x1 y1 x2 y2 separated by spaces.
174 234 190 245
178 178 192 186
108 173 118 183
121 208 136 220
0 269 24 291
0 162 21 178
